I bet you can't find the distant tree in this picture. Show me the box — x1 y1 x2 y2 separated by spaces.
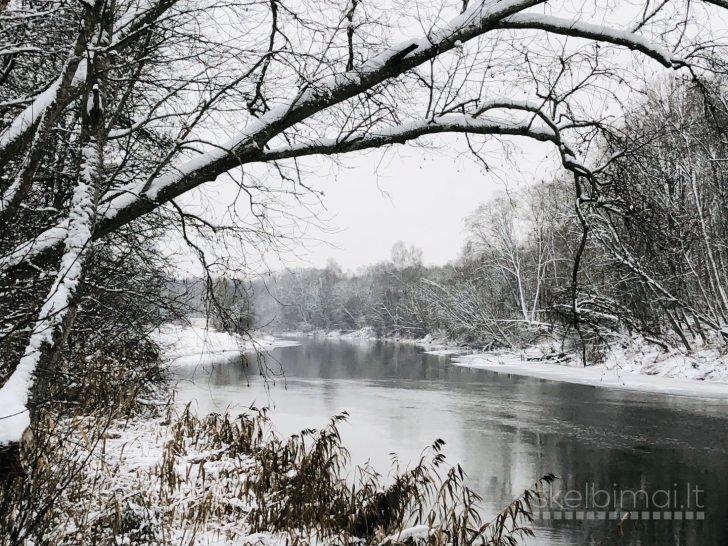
391 241 424 270
210 277 256 334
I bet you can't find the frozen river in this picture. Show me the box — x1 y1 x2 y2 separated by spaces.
173 336 728 545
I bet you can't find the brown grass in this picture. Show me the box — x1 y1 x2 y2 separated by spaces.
2 403 555 546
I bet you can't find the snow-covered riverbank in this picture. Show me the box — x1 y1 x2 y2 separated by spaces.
453 349 728 399
154 323 300 366
164 321 728 398
278 327 469 355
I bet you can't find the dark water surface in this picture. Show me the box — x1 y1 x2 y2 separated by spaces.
173 337 728 545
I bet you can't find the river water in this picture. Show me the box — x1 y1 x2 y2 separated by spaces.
172 336 728 545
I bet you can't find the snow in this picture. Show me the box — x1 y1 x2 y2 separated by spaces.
1 173 25 214
423 347 470 356
97 0 553 223
0 178 95 445
85 84 102 115
0 220 69 272
453 346 728 399
263 113 557 160
430 0 527 43
0 390 30 446
337 327 377 339
71 59 87 86
0 81 60 152
384 525 431 544
114 1 154 38
154 323 299 367
3 0 688 270
281 329 469 356
41 415 278 545
0 46 42 56
0 56 85 156
80 143 98 183
108 119 144 139
601 339 728 382
286 327 379 340
500 13 681 67
264 325 728 398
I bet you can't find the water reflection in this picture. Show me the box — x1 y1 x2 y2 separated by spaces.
173 337 728 545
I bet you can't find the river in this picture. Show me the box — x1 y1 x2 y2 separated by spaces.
172 336 728 545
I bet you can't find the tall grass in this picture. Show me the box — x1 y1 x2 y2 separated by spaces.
2 405 554 546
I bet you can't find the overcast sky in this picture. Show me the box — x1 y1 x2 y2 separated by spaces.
179 133 556 274
298 138 555 270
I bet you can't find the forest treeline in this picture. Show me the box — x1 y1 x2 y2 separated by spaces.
231 77 728 360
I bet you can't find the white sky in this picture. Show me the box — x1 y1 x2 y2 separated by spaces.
180 134 556 274
290 137 555 270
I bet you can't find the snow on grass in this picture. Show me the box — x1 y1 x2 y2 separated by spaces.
422 348 470 356
153 323 299 367
41 412 282 546
600 338 728 382
385 525 432 544
42 408 480 546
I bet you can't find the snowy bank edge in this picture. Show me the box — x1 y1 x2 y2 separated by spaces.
452 354 728 400
155 325 300 367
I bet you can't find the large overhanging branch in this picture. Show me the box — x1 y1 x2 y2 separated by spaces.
259 114 559 160
92 2 681 231
94 0 550 222
0 0 693 273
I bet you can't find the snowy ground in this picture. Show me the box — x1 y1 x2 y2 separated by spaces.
454 342 728 399
47 413 287 545
600 339 728 382
154 322 299 366
29 326 307 543
278 327 378 339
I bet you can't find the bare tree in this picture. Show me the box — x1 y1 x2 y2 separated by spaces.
1 0 727 449
579 75 728 348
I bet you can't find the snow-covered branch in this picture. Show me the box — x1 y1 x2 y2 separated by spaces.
260 114 558 160
0 176 96 445
0 57 85 169
497 14 683 68
94 0 547 217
